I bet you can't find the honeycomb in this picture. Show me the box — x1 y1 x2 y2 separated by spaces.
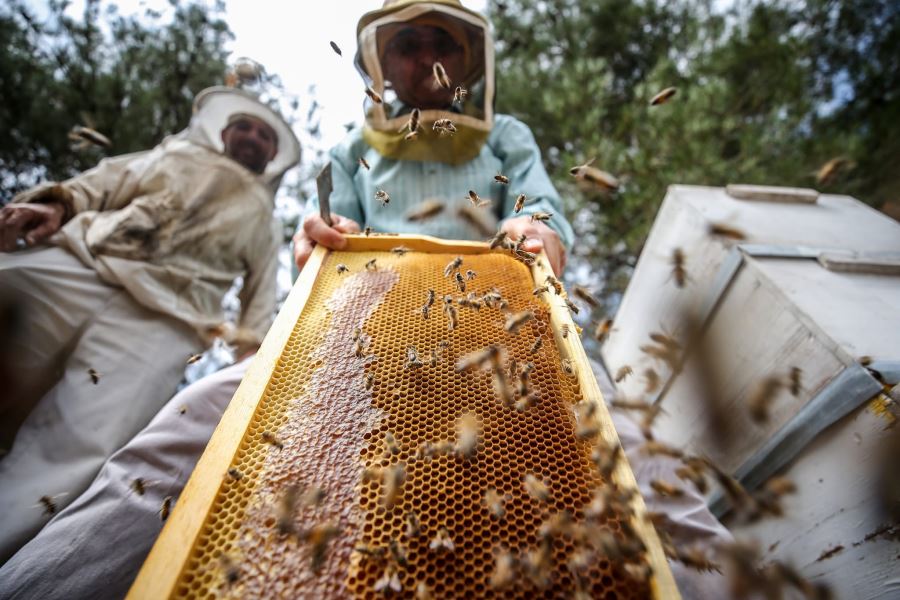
168 247 655 599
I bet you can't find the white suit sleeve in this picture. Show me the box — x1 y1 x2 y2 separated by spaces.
237 218 280 351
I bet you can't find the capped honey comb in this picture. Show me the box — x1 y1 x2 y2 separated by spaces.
136 239 671 599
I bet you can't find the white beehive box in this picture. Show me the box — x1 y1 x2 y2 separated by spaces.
602 184 900 598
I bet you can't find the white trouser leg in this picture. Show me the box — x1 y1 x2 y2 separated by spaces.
0 358 250 600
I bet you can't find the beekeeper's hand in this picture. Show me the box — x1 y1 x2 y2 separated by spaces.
293 213 361 271
0 202 67 252
500 215 567 276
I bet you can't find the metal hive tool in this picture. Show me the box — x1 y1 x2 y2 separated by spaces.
129 235 678 599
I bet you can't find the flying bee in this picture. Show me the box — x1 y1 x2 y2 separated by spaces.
467 189 490 207
432 61 451 88
504 310 534 334
454 271 466 292
565 298 580 314
432 118 457 136
455 413 479 459
365 86 383 104
336 263 349 275
444 256 463 276
529 337 543 354
429 528 455 552
614 365 633 382
364 226 373 236
510 193 526 215
159 495 173 522
530 212 552 222
261 431 284 450
406 199 444 222
572 285 600 308
788 366 802 397
707 222 747 240
483 488 506 518
490 550 517 589
390 246 411 257
488 230 508 249
458 204 495 236
68 124 111 150
187 353 203 365
299 521 341 572
365 258 378 271
384 431 400 457
383 463 406 508
641 440 684 459
453 85 468 104
374 564 402 594
218 553 241 586
402 107 421 137
274 485 299 535
675 464 708 494
816 157 850 185
649 86 677 106
575 417 600 441
523 540 553 588
131 477 149 496
494 173 510 185
227 467 243 481
594 318 614 342
404 131 419 141
405 512 421 538
569 158 620 191
545 274 563 295
524 473 551 502
415 581 434 600
643 368 660 394
591 441 623 480
389 539 409 567
747 376 785 423
455 345 500 372
515 391 540 412
670 248 688 288
358 156 370 170
406 346 424 370
375 189 390 207
37 493 68 516
88 368 100 384
650 479 685 498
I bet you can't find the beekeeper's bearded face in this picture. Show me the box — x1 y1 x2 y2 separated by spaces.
220 115 279 175
382 25 466 110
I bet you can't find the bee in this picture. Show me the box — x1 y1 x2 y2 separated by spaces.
406 346 424 370
643 368 660 394
68 125 112 149
187 353 203 365
650 479 685 498
383 463 406 508
365 373 375 390
358 156 370 170
517 362 534 395
365 86 383 104
365 258 378 271
490 550 517 589
545 274 563 295
515 391 540 412
593 319 613 344
487 230 508 250
530 212 552 222
432 61 451 88
406 512 421 538
640 343 679 371
457 204 495 236
218 552 241 586
159 495 173 522
591 441 623 480
406 199 444 222
364 226 373 236
177 404 187 415
816 157 849 185
747 376 785 423
562 358 575 376
675 464 708 494
494 173 510 185
641 440 684 459
522 540 553 588
415 581 433 600
336 263 349 275
788 366 802 397
375 189 390 206
88 368 100 384
524 473 551 502
455 345 500 372
649 86 677 106
670 546 720 573
444 256 463 276
467 189 490 207
329 41 342 56
262 431 284 450
422 289 435 308
429 527 455 552
37 494 67 516
464 269 477 281
532 285 549 296
569 158 621 191
446 305 459 331
432 118 457 136
227 467 243 481
483 488 505 518
453 85 468 104
274 485 299 535
454 271 466 293
561 323 570 338
383 431 400 457
575 417 600 441
131 477 148 496
565 298 580 314
402 107 421 137
529 337 543 354
404 131 419 141
374 564 402 594
455 413 479 459
299 521 341 572
572 285 599 308
614 365 633 382
707 222 747 240
391 245 411 256
670 248 688 288
504 311 534 334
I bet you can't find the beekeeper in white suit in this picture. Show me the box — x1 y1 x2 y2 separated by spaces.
0 86 300 563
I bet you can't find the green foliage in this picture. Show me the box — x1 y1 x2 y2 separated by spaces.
489 0 900 311
0 0 234 199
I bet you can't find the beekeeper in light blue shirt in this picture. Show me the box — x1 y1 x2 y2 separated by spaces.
294 0 573 276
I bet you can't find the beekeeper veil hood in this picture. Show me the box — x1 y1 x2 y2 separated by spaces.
355 0 494 165
183 86 301 190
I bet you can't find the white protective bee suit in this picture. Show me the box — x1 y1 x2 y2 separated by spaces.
0 87 300 564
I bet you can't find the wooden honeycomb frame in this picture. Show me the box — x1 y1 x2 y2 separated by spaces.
129 234 679 599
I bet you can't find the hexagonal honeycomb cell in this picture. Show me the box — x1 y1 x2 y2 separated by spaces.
147 242 665 599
